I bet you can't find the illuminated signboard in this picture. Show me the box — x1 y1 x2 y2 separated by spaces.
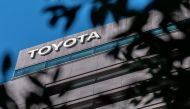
28 31 101 59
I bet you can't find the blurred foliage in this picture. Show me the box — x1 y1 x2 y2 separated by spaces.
0 0 190 109
44 0 190 109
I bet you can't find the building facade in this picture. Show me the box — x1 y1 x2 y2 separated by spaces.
6 10 190 109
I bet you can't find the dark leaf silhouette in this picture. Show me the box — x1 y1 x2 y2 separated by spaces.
124 38 141 60
139 32 170 56
64 6 80 31
28 76 44 88
50 16 60 27
182 0 190 10
0 0 188 109
0 85 18 109
130 98 141 106
44 5 67 26
38 71 47 75
53 68 60 82
59 83 72 97
26 92 53 109
44 5 80 31
45 5 67 12
108 0 128 23
91 5 108 26
107 46 122 60
2 54 11 74
97 95 115 105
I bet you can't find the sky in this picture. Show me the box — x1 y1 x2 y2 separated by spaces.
0 0 153 83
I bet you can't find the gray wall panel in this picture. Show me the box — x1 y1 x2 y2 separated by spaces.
48 70 151 106
70 56 98 77
15 19 130 70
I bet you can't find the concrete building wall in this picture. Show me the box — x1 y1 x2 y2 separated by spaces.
7 9 190 109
